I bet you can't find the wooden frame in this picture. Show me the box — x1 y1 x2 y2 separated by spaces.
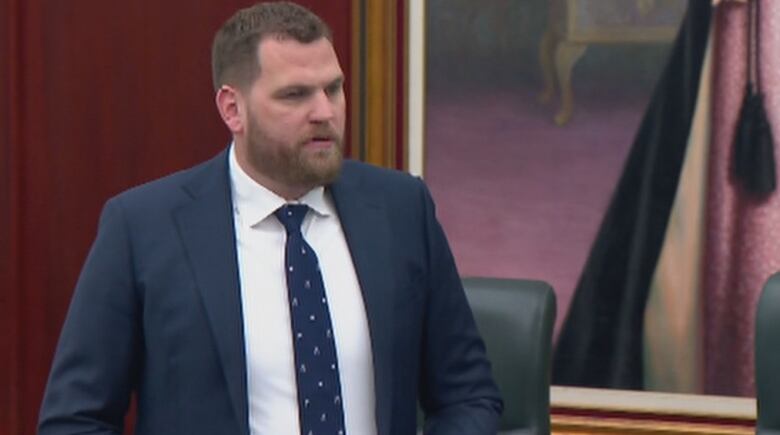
551 387 756 434
351 0 423 174
350 0 401 169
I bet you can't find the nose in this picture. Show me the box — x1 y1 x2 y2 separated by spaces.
309 90 336 123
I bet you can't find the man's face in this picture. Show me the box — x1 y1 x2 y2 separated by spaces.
237 36 346 197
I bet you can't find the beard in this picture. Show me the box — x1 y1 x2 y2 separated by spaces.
244 113 344 193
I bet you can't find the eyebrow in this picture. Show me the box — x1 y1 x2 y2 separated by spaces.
273 76 344 98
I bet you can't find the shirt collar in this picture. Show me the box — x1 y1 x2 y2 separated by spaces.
228 144 333 227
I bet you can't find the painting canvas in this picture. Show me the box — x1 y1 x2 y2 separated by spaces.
572 0 687 31
421 0 686 384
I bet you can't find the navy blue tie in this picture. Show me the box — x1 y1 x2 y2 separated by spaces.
275 204 347 435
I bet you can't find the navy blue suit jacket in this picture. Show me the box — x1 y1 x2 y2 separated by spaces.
39 150 502 435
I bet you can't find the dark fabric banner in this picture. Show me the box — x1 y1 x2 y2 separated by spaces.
552 0 712 390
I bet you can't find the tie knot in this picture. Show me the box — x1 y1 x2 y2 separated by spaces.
274 204 309 234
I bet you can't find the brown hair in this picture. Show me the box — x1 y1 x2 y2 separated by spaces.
211 1 332 92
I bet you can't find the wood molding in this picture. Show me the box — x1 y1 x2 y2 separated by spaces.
553 416 753 435
551 386 756 435
350 0 399 169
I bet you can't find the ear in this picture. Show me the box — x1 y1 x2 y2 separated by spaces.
215 85 244 135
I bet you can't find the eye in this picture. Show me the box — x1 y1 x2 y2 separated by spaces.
283 90 306 99
279 87 310 100
325 83 342 97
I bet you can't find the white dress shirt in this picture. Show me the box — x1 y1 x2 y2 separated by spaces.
229 146 377 435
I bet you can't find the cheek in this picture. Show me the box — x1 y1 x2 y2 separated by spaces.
275 112 310 137
333 100 347 127
256 107 304 136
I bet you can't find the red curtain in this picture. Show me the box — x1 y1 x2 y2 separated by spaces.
703 0 780 397
0 1 352 433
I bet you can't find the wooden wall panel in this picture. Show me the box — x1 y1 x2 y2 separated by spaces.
2 2 27 433
1 0 19 431
0 2 351 433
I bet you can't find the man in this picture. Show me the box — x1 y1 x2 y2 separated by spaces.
38 2 502 434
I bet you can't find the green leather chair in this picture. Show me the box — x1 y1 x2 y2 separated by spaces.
462 277 557 435
756 272 780 435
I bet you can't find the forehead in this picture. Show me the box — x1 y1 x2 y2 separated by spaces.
255 37 343 87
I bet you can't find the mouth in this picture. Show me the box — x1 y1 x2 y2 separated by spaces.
304 135 337 150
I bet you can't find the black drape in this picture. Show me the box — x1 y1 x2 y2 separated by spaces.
552 0 712 390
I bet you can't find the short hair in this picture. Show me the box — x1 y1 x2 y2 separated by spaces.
211 1 332 92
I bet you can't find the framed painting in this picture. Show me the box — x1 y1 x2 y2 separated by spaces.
357 0 756 432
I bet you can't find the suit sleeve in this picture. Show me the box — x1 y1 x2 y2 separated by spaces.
415 180 503 435
38 198 141 435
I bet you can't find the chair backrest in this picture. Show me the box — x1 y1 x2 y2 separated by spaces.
756 272 780 434
462 277 556 435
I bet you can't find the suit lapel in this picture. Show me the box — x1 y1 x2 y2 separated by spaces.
331 166 395 435
173 151 249 435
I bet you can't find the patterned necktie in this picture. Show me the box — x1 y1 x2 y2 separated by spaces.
275 204 346 435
